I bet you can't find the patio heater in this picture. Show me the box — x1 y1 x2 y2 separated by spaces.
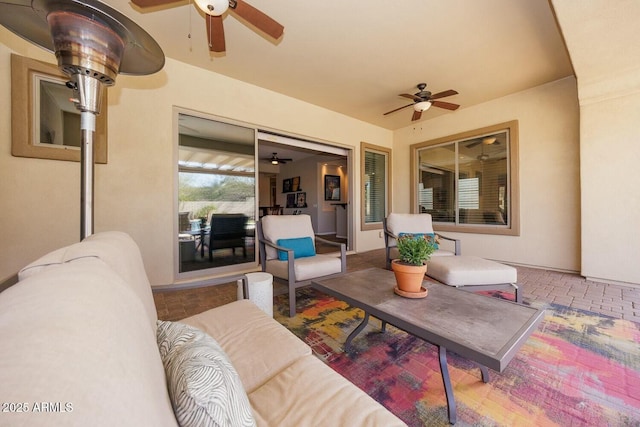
0 0 164 239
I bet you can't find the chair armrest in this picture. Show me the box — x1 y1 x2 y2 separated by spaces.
257 238 295 261
384 229 398 248
435 233 461 255
315 235 342 247
315 235 347 273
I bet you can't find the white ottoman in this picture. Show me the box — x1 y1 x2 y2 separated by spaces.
238 272 274 317
427 256 521 303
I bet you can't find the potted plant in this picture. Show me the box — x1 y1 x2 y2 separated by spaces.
391 234 437 293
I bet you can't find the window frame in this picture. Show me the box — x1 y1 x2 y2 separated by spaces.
410 121 520 236
360 142 392 231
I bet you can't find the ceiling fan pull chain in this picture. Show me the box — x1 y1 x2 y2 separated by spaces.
207 13 212 48
188 0 192 43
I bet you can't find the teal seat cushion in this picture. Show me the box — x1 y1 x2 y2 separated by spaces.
277 237 316 260
398 232 439 249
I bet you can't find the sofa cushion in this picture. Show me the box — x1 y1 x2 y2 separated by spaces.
261 215 315 260
387 212 435 238
248 355 406 427
18 231 158 329
427 255 517 286
265 254 342 281
156 320 256 427
276 237 316 260
181 300 311 394
0 258 177 427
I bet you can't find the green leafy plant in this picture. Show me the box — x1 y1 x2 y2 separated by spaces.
193 205 216 221
396 234 437 266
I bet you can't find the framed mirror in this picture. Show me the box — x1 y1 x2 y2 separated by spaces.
11 54 108 163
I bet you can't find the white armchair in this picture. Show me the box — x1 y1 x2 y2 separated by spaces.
383 213 461 270
257 215 346 317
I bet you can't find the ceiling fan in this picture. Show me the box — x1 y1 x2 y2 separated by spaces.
131 0 284 53
384 83 459 121
263 153 292 165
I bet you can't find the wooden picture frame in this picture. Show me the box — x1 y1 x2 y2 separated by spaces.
291 176 300 192
11 54 108 163
324 175 341 201
296 192 307 208
286 193 296 208
283 178 292 193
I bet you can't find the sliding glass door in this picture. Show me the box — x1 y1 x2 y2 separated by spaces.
176 113 257 276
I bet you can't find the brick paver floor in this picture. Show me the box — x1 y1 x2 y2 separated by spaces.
155 248 640 323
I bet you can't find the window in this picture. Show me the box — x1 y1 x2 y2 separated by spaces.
410 121 519 235
361 142 391 230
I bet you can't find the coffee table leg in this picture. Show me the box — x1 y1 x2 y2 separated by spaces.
345 312 370 353
437 346 457 425
478 364 490 383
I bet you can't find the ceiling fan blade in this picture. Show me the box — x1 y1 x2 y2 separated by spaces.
131 0 179 7
383 103 414 116
206 15 226 52
466 141 482 148
231 0 284 40
430 89 458 100
431 100 460 111
412 110 422 121
399 93 423 102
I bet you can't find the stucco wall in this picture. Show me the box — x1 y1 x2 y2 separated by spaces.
549 0 640 286
0 28 393 286
580 91 640 285
392 77 581 272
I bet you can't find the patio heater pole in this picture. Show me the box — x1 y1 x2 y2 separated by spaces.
80 112 96 239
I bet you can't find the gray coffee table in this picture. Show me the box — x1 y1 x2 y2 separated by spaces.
311 268 545 425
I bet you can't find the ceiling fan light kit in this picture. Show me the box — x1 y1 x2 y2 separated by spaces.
414 101 432 112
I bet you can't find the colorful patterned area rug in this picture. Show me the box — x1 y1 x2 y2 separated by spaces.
274 288 640 427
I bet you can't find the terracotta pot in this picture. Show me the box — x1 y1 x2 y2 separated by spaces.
391 260 427 293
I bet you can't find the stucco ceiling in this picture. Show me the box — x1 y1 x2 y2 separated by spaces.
78 0 576 130
94 0 572 129
550 0 640 88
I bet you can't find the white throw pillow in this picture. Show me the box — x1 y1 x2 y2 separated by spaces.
156 320 256 427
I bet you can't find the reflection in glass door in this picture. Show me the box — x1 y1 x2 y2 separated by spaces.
177 114 257 275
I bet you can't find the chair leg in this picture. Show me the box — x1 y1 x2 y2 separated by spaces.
289 280 296 317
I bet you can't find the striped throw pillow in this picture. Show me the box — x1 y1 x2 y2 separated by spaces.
156 320 256 427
